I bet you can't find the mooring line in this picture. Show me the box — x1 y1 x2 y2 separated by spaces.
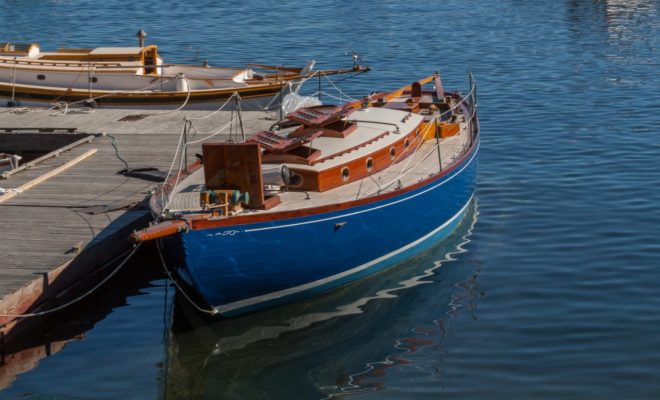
0 242 142 320
155 239 218 315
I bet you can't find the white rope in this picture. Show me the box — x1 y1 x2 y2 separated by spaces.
185 92 239 121
320 71 357 102
161 116 238 210
49 102 96 116
292 70 319 90
284 69 357 105
184 118 237 146
0 242 142 319
164 143 190 210
158 92 243 210
160 122 188 209
47 77 174 114
0 188 23 195
146 77 192 116
438 84 477 120
162 121 232 210
314 90 353 103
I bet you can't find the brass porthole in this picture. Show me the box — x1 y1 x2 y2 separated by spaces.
404 138 410 148
341 166 350 182
390 147 396 160
289 172 304 187
366 158 374 172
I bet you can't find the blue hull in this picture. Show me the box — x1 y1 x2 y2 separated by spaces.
163 143 478 316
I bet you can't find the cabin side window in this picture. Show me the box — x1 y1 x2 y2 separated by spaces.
366 158 374 172
341 166 350 182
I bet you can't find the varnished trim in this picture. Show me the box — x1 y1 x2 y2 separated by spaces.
188 138 478 230
314 121 424 192
131 220 188 242
0 83 284 105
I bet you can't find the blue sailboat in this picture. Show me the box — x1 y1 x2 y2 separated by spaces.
132 73 479 316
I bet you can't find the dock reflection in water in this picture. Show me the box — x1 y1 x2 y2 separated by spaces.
164 199 481 399
0 246 165 392
1 201 480 399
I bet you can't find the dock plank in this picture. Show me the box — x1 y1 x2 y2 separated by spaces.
0 108 271 327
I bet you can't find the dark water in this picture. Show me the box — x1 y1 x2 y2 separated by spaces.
2 0 660 398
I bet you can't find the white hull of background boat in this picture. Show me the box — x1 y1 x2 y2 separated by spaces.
0 41 368 110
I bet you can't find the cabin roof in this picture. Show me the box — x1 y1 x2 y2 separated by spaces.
0 42 39 55
287 108 424 171
89 47 144 55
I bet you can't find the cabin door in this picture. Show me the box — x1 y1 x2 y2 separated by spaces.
144 48 157 74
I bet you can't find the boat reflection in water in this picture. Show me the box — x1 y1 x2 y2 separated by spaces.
163 199 482 399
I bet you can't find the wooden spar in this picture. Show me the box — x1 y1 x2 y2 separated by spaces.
0 148 97 204
261 64 370 80
247 64 304 73
380 75 436 102
341 75 437 111
131 219 188 242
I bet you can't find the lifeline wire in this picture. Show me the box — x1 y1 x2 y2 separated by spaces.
356 80 478 199
162 115 240 210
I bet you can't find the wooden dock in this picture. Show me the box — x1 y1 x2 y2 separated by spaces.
0 106 272 338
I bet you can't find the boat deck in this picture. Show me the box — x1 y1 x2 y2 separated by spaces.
295 108 425 171
167 119 472 215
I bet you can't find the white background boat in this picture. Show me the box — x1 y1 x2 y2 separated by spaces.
0 40 368 110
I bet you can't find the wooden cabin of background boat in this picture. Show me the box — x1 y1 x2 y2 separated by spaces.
1 36 372 110
1 43 40 58
0 43 163 75
0 41 266 96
